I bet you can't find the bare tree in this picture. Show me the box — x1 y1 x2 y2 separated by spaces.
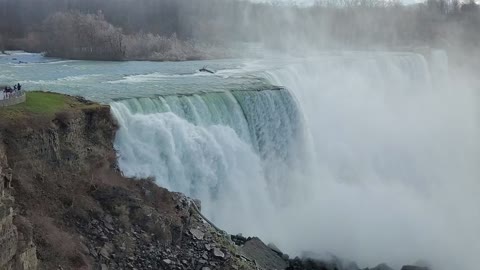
43 11 124 60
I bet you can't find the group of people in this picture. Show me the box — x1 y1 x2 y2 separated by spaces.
3 83 22 100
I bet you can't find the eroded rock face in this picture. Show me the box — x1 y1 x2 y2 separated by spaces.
0 103 257 270
0 200 18 268
0 151 37 270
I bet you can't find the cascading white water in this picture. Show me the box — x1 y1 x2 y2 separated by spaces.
111 89 306 234
111 52 480 270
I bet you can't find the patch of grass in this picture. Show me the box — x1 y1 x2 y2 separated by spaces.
0 91 100 119
18 91 67 114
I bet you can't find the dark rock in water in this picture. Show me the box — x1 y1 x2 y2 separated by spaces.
199 67 215 74
241 237 288 270
401 266 430 270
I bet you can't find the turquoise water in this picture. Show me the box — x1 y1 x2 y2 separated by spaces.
0 51 273 102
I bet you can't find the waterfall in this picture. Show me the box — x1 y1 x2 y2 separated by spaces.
111 52 480 270
262 52 479 270
111 88 306 234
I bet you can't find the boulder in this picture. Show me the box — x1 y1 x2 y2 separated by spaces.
190 228 204 240
241 237 287 270
212 248 224 259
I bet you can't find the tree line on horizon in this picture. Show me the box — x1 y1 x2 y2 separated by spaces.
0 0 478 63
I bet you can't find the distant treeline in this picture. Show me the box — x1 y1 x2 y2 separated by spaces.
0 0 479 62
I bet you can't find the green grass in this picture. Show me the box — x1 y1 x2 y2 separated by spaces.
17 91 67 114
0 91 99 119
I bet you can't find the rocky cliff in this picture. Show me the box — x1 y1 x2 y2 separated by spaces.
0 93 264 270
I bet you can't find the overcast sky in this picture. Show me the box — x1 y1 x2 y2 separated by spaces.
249 0 420 5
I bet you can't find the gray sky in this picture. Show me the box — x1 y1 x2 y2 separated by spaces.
250 0 420 5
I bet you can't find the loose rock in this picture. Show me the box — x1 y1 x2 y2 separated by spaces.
213 248 224 259
190 228 205 240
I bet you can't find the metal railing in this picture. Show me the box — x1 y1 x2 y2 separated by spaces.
0 90 26 107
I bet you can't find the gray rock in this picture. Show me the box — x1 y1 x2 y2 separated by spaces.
240 237 287 270
105 214 113 224
89 246 98 257
190 228 205 240
163 259 172 264
202 267 211 270
79 242 90 254
105 222 114 231
213 248 224 259
101 264 108 270
99 247 110 259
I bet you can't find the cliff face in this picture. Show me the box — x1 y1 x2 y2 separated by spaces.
0 122 38 270
0 105 114 270
0 97 260 270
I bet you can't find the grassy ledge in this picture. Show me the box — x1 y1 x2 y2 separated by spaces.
0 91 102 120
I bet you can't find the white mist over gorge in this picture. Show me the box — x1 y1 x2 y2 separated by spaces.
108 52 480 270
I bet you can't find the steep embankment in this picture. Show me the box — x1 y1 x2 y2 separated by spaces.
0 92 266 270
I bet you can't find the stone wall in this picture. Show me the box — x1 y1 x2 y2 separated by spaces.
0 93 26 108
